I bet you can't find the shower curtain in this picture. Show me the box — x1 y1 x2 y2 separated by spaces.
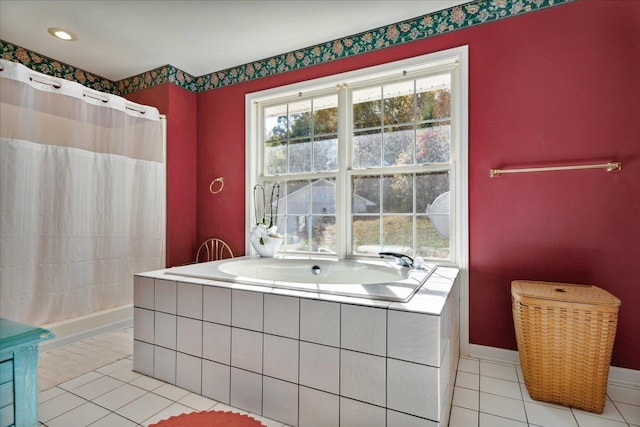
0 59 165 326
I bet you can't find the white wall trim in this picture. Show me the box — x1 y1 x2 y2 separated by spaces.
468 343 640 388
40 304 133 352
608 366 640 389
456 46 469 358
469 343 520 365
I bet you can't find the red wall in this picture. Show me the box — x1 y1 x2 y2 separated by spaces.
149 0 640 369
125 84 198 267
466 0 640 369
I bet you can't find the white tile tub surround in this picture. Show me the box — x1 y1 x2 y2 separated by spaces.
231 328 263 373
203 286 231 324
202 322 230 364
133 263 460 426
177 282 203 319
263 334 299 383
300 298 340 347
154 279 177 314
264 294 299 339
231 367 262 415
263 376 299 426
177 316 202 357
153 346 176 384
154 311 176 349
176 352 202 394
201 359 230 404
299 386 339 427
299 341 340 394
341 304 386 356
388 309 440 366
340 350 386 406
133 275 154 309
340 397 386 427
387 358 439 419
133 307 154 344
232 289 263 331
132 340 153 376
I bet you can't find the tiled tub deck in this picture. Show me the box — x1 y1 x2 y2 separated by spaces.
133 261 459 427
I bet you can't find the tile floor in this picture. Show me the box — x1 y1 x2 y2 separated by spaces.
450 357 639 427
37 329 640 426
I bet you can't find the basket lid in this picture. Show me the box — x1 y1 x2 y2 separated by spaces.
511 280 621 306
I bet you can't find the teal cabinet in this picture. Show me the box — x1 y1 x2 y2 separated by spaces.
0 318 54 427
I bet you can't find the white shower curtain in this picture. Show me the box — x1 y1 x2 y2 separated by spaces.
0 59 165 326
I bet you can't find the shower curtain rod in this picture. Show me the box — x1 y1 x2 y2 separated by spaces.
489 161 621 177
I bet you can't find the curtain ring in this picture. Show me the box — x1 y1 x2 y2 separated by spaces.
209 177 224 194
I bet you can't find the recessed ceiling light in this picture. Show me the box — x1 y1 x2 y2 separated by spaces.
47 28 77 41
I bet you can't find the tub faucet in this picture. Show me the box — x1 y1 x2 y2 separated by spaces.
379 252 414 268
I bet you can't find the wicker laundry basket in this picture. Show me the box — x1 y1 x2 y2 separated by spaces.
511 280 621 414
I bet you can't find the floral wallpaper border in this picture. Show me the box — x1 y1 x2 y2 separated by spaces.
1 0 574 95
0 40 117 93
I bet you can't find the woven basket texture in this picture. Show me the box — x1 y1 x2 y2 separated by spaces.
511 280 620 414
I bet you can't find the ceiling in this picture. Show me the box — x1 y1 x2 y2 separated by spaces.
0 0 469 82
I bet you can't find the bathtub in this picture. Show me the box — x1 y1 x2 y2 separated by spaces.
134 258 460 426
163 256 434 303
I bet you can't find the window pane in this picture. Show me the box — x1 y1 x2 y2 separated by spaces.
274 214 285 234
285 214 309 252
312 214 336 253
416 216 449 259
289 139 311 173
415 172 449 213
257 181 282 227
353 88 382 129
383 126 414 166
286 180 309 215
313 136 337 172
383 175 413 213
288 100 311 137
313 95 338 134
353 131 382 169
311 178 336 214
276 178 338 254
415 74 451 121
416 121 451 164
352 176 380 213
382 216 413 256
383 81 414 126
265 142 286 175
352 216 380 255
272 214 294 250
264 105 288 142
416 171 450 259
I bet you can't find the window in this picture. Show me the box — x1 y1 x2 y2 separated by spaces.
247 47 468 265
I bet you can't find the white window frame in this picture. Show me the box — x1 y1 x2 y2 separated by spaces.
247 46 467 258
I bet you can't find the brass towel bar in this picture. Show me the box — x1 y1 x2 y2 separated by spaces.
490 162 621 178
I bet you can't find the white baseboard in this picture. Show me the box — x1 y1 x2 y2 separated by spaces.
608 365 640 388
467 343 640 388
468 343 520 365
40 304 133 352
